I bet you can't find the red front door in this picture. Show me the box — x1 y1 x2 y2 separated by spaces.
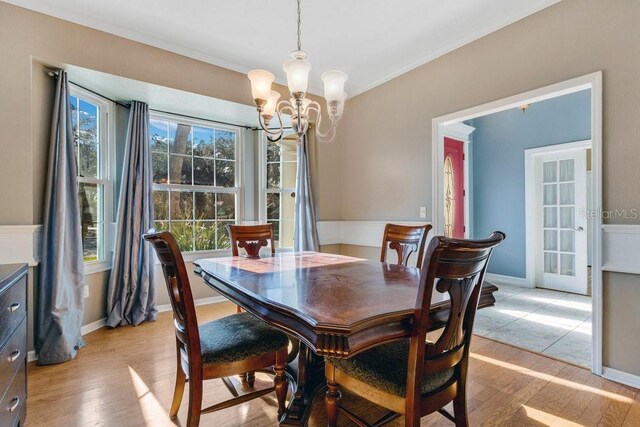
443 137 465 238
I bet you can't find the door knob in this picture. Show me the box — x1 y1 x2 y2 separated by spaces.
575 226 584 232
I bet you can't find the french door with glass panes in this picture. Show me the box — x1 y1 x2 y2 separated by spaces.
535 148 588 294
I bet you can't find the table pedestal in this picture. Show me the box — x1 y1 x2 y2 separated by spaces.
280 344 326 426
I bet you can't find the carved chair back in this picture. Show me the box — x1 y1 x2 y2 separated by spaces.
405 232 505 412
143 230 201 367
227 224 276 258
380 223 432 268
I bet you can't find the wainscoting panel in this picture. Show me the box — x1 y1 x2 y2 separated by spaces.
602 224 640 275
0 225 41 266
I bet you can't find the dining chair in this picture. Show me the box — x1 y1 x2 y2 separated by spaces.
143 230 289 427
325 231 505 427
380 223 432 268
227 223 275 259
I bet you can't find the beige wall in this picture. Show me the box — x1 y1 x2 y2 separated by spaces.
335 0 640 374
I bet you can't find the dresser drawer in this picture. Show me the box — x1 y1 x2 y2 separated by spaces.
0 362 26 427
0 318 26 397
0 275 27 347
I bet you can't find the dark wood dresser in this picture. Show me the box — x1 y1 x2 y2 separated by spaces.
0 264 27 427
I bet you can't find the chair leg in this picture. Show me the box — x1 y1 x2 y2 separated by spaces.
247 371 256 388
325 380 342 427
186 370 203 427
170 365 186 417
274 351 288 417
453 384 469 427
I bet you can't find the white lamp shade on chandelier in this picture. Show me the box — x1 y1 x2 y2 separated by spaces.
247 0 347 143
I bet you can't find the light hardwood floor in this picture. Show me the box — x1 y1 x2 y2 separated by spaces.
27 302 640 426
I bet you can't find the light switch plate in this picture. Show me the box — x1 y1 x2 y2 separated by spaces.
420 206 427 218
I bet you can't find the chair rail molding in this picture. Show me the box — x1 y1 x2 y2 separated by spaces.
0 225 42 266
602 224 640 275
317 221 433 248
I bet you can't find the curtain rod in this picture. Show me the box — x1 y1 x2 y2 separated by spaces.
46 69 293 131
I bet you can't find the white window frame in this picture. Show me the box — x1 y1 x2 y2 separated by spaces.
258 132 297 250
150 112 243 260
69 84 115 275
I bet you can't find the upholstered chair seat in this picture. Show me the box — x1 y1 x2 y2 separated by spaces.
197 312 290 365
328 339 455 397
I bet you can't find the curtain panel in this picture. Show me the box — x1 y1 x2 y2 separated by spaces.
293 134 320 252
106 101 156 327
36 70 85 365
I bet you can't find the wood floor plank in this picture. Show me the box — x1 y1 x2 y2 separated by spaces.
25 303 638 427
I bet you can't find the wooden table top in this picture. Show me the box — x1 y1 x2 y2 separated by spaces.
194 252 450 357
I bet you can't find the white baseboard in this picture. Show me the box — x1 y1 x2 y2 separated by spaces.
484 273 532 288
602 366 640 389
28 296 228 363
156 295 228 313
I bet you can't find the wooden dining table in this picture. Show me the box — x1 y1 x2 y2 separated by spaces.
194 251 497 426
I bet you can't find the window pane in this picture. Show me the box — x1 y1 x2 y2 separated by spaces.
169 154 192 184
267 193 280 220
544 207 557 228
268 220 280 243
560 230 575 252
195 192 216 220
216 193 235 220
544 252 557 274
170 191 193 220
560 207 575 228
169 123 192 155
559 159 574 182
267 141 280 162
267 163 281 189
79 183 100 262
559 183 575 205
153 190 169 220
544 230 557 251
82 222 99 262
77 99 99 179
216 221 233 249
193 126 215 157
193 157 215 186
194 221 216 251
543 184 557 205
215 130 235 160
152 153 168 184
543 161 557 183
150 120 169 152
170 221 193 252
560 253 575 276
154 220 168 232
216 160 235 187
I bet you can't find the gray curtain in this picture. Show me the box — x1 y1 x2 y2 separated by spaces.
36 70 85 365
294 135 320 252
106 101 156 327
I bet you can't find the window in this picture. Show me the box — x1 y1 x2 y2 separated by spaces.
150 114 240 253
70 87 113 271
260 134 298 249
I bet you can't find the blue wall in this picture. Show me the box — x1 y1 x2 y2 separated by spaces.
468 89 591 278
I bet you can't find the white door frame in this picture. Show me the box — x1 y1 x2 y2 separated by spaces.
431 71 603 375
524 140 591 292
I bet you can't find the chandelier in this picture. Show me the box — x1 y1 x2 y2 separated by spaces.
247 0 348 143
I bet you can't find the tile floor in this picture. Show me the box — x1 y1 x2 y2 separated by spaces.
474 284 592 368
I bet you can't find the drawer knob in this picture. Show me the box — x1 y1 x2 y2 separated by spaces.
8 302 20 312
8 396 19 413
8 350 20 363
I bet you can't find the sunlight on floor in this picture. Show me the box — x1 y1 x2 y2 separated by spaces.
496 309 589 334
128 366 173 427
470 353 633 404
527 296 591 312
523 405 584 426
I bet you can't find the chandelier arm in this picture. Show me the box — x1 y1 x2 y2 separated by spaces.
257 111 284 138
307 101 337 142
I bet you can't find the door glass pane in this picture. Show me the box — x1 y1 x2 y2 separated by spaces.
544 207 557 228
543 184 557 205
544 230 558 251
544 252 558 274
559 183 575 205
560 230 575 252
560 207 575 228
559 159 575 182
560 254 575 276
543 161 557 183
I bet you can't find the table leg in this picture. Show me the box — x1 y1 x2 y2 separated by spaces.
279 343 326 426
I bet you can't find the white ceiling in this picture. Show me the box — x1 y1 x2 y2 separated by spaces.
10 0 559 97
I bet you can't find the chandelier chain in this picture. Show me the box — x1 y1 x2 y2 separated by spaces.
297 0 302 51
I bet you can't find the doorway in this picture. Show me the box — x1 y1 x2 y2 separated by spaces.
431 72 603 373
